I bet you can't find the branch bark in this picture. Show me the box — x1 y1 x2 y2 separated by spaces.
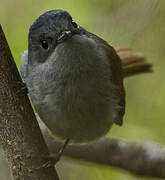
42 126 165 179
0 25 59 179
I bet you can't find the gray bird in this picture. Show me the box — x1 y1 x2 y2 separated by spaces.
21 10 125 146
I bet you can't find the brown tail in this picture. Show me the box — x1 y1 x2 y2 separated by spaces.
115 47 153 78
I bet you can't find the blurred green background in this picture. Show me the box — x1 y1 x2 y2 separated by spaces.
0 0 165 179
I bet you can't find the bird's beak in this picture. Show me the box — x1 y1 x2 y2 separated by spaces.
57 30 73 43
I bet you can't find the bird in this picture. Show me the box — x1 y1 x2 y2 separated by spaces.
21 9 126 165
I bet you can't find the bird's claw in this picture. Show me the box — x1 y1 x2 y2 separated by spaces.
36 155 60 170
42 156 59 168
16 82 28 95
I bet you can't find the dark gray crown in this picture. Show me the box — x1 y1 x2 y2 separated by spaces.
29 10 72 35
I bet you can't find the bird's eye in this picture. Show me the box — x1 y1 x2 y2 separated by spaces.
71 21 78 28
41 40 49 50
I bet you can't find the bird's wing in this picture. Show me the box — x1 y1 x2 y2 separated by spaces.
88 32 125 126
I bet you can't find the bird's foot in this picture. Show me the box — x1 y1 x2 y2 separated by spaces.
16 82 28 95
41 155 61 169
37 138 70 169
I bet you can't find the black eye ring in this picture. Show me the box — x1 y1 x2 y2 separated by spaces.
41 40 49 50
71 21 78 28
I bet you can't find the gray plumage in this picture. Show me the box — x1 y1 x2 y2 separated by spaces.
21 10 125 143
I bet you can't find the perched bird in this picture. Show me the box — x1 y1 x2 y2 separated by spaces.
21 10 125 148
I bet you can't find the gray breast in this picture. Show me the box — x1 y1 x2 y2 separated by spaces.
23 35 115 143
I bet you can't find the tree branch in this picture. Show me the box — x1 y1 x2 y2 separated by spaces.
0 25 59 179
42 126 165 179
